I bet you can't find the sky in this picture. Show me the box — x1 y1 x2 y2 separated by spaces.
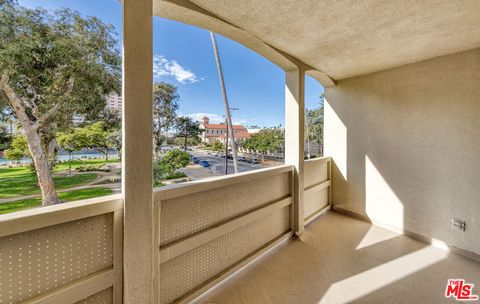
18 0 324 127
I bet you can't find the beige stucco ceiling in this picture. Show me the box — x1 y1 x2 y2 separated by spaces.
155 0 480 82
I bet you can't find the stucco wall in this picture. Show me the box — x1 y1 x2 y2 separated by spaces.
324 48 480 254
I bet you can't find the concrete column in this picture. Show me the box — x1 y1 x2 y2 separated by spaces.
122 1 155 303
285 68 305 236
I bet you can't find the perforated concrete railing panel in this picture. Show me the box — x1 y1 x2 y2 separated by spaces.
304 157 331 222
155 166 294 304
0 214 112 303
160 207 290 304
160 171 290 246
0 196 123 304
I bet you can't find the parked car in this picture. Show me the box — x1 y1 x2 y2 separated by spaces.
227 154 233 160
192 157 200 164
250 158 260 164
238 156 248 162
199 160 210 167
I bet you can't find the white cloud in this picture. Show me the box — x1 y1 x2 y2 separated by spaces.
185 112 224 123
184 112 251 126
153 55 200 84
232 118 248 125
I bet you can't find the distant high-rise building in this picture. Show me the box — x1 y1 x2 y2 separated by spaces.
106 93 122 112
71 93 122 125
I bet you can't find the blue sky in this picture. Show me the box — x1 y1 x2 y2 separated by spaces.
18 0 324 127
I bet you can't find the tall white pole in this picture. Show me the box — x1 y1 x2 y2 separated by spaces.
210 31 239 174
306 113 311 159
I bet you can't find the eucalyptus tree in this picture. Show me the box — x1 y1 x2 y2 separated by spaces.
153 82 179 157
0 2 120 205
305 94 325 146
175 116 202 151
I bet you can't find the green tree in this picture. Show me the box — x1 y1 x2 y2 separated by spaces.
80 122 113 163
0 124 12 151
212 140 224 152
153 82 179 156
4 135 29 164
173 137 199 147
0 2 121 205
305 94 324 145
244 127 284 162
107 129 122 159
57 129 86 175
175 116 203 151
153 149 190 185
97 107 121 130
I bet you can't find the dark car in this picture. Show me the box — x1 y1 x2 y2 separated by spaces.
227 154 233 160
238 156 248 162
199 160 210 167
250 158 260 164
192 157 200 164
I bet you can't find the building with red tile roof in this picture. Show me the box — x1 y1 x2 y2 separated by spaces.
200 116 251 144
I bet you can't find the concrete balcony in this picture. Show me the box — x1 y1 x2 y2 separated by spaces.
1 156 478 303
1 1 480 303
0 157 332 304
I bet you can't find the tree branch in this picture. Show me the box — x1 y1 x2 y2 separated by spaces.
0 73 39 131
36 76 75 128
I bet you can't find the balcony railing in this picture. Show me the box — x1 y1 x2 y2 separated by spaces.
0 157 331 304
0 195 124 303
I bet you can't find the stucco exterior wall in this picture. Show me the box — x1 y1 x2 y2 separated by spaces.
324 48 480 254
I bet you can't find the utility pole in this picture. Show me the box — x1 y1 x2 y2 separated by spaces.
305 113 311 159
210 31 239 173
224 119 229 174
184 119 188 151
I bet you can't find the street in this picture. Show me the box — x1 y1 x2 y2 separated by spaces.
179 148 284 180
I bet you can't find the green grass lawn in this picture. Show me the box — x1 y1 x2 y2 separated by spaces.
0 171 98 199
0 188 114 214
0 159 120 199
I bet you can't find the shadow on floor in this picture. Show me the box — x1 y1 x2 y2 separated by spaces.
196 212 480 304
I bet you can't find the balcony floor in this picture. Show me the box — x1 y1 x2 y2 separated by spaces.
196 212 480 304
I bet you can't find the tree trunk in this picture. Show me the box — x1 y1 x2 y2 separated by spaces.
45 138 57 174
24 127 61 205
1 75 61 206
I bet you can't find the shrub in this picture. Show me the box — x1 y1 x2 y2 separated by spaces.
154 149 190 183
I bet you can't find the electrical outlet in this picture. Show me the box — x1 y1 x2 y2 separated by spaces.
451 218 466 232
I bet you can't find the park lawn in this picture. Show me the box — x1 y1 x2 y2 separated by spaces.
0 159 121 199
0 170 98 199
54 158 119 172
0 188 113 214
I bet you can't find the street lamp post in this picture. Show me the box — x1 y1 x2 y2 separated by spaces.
223 107 239 175
210 31 239 174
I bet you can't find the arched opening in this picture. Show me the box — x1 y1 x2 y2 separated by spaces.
151 17 287 184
